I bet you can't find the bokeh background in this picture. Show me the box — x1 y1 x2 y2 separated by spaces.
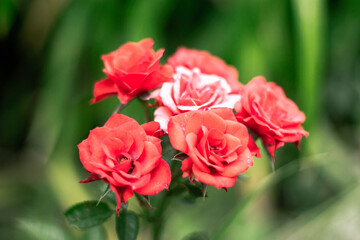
1 0 359 239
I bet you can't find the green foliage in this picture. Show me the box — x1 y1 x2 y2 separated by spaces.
116 210 139 240
18 219 70 240
65 201 113 230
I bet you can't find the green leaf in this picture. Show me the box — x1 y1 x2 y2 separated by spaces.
65 201 113 230
116 210 139 240
184 182 204 198
82 225 107 240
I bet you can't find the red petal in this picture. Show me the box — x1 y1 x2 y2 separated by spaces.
141 121 165 138
222 149 253 177
192 164 236 189
92 78 117 104
137 141 161 175
135 159 171 195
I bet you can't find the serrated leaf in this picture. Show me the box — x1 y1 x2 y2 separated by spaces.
116 210 139 240
65 201 113 230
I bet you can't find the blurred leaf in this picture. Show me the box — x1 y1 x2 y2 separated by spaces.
18 218 70 240
83 225 107 240
65 201 113 230
183 231 209 240
116 210 139 240
0 0 16 38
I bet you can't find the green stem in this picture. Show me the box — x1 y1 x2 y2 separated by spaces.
151 158 179 240
152 192 170 240
140 100 152 122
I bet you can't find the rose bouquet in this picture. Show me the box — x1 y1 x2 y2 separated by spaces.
65 38 308 240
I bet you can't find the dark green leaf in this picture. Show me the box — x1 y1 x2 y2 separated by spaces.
116 210 139 240
184 182 204 198
65 201 113 230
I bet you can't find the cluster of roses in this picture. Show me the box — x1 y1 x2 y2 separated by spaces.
78 39 308 213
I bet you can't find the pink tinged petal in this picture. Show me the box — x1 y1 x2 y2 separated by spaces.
92 78 118 104
154 107 173 132
211 94 241 109
137 141 162 175
135 159 171 195
222 149 253 177
160 82 179 113
192 164 237 189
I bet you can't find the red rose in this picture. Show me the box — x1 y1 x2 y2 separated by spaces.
92 38 173 104
168 47 242 91
235 76 309 160
151 66 241 131
168 108 257 189
78 113 171 213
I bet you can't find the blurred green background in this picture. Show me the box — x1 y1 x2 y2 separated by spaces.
1 0 359 239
